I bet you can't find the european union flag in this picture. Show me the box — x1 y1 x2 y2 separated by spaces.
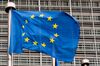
9 10 80 62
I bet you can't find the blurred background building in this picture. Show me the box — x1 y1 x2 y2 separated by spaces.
0 0 100 66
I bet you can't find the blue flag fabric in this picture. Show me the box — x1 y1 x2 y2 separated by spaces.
9 10 80 62
55 59 59 66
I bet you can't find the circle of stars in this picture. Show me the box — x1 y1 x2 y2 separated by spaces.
21 13 59 48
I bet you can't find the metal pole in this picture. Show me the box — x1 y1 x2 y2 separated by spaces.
38 0 41 11
8 9 12 66
5 2 16 66
52 58 56 66
69 0 72 16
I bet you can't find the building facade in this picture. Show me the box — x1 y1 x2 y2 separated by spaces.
0 0 100 66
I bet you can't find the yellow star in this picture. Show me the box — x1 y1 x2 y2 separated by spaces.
22 32 25 36
30 15 35 19
33 41 38 45
50 38 55 43
41 43 46 47
25 20 28 24
53 23 58 29
22 25 25 28
39 14 44 17
54 33 59 37
48 16 52 21
24 37 29 42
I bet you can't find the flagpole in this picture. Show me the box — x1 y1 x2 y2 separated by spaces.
69 0 72 16
5 2 16 66
38 0 41 11
8 10 12 66
52 58 56 66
